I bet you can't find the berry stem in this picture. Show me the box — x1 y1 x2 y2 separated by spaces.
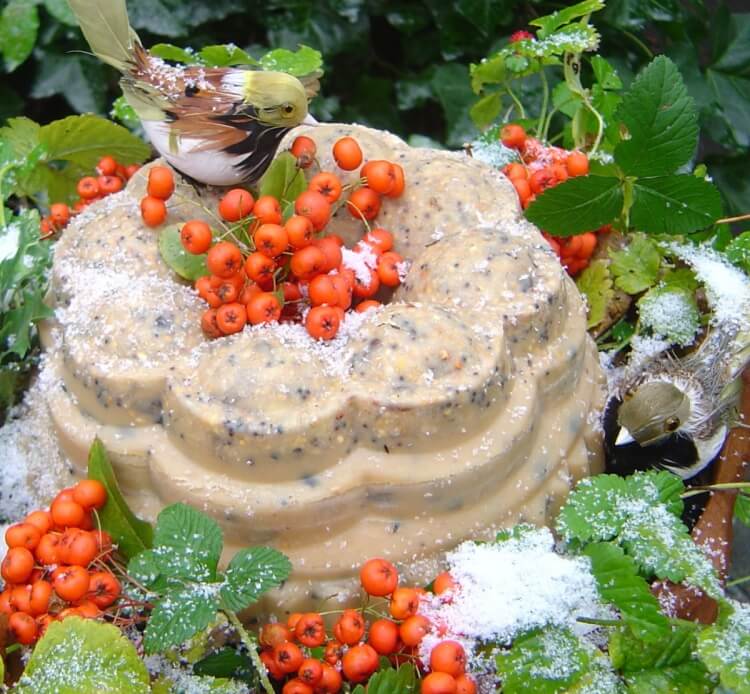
715 212 750 225
223 608 275 694
681 482 750 499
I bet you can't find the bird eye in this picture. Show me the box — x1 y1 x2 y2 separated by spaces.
283 104 294 114
665 416 680 432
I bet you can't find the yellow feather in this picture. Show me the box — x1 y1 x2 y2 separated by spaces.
243 72 309 127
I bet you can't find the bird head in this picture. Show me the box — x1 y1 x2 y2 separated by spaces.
243 71 309 128
616 380 692 447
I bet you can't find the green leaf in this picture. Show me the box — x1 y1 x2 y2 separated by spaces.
0 1 39 72
609 622 698 673
43 0 78 26
87 439 154 559
0 288 52 360
661 268 699 292
584 542 671 642
259 45 323 77
220 546 291 612
529 0 605 39
609 235 662 294
258 153 307 220
470 54 506 93
736 493 750 527
193 647 254 680
199 45 257 68
614 56 699 177
153 503 223 583
624 659 716 694
591 55 622 90
556 474 630 544
575 260 614 329
128 549 170 593
725 231 750 274
495 523 540 544
631 176 723 235
145 584 221 654
638 285 700 346
31 53 108 115
626 470 684 518
15 617 150 694
159 225 209 281
496 627 590 694
363 663 418 694
150 43 199 64
697 601 750 694
470 92 502 129
525 176 624 237
111 96 141 131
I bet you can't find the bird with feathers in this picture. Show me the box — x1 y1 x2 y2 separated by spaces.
68 0 319 186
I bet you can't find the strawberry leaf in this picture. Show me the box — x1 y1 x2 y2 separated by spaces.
638 285 700 346
609 235 662 294
259 45 322 77
524 176 623 237
575 259 614 328
697 601 750 694
631 175 723 235
556 474 630 544
219 546 291 612
614 56 699 177
159 225 209 281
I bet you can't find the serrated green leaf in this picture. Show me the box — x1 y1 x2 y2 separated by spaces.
525 176 624 237
0 1 39 72
609 235 662 294
625 470 684 518
151 43 199 64
470 91 502 129
614 56 699 177
258 152 307 220
556 474 630 544
87 439 154 559
609 623 697 673
159 225 209 281
128 548 170 593
529 0 605 38
220 546 291 612
631 176 723 235
584 542 671 642
470 54 506 93
145 584 221 654
153 503 223 582
697 601 750 694
725 231 750 274
0 117 40 162
661 268 699 292
259 45 322 77
363 663 418 694
496 627 591 694
576 259 614 329
736 493 750 527
591 55 622 90
199 45 257 68
638 285 700 346
15 617 150 693
624 659 716 694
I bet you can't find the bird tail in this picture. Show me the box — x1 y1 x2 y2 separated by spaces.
68 0 143 73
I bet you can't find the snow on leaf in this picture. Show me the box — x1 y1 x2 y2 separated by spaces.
575 259 614 329
15 617 150 694
725 231 750 275
697 600 750 694
609 235 661 295
219 546 292 612
638 285 700 347
258 45 322 77
623 659 716 694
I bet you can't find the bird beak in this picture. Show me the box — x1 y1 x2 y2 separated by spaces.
302 114 319 126
615 427 635 446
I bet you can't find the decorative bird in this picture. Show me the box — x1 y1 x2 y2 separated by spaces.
68 0 320 186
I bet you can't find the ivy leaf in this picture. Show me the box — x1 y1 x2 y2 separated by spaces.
152 503 223 583
735 493 750 527
631 175 723 235
556 474 630 544
524 176 623 237
0 1 39 72
614 56 699 177
725 231 750 274
496 627 590 694
575 259 614 329
638 285 700 346
258 153 307 220
697 601 750 694
144 584 221 654
87 438 154 559
584 542 671 642
609 235 662 294
220 547 292 612
259 45 323 77
362 663 418 693
199 45 257 67
159 225 209 281
15 617 150 693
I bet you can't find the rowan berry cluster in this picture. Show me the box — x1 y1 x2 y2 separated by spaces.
0 479 122 646
145 135 407 341
39 155 141 237
255 558 476 694
500 123 606 275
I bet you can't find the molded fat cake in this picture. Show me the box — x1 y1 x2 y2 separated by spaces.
40 124 605 612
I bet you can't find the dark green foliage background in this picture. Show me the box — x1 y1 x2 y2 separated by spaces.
1 0 748 214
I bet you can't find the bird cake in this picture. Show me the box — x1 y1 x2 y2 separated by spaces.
39 123 605 611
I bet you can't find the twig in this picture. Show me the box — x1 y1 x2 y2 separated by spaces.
223 608 275 694
715 213 750 225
